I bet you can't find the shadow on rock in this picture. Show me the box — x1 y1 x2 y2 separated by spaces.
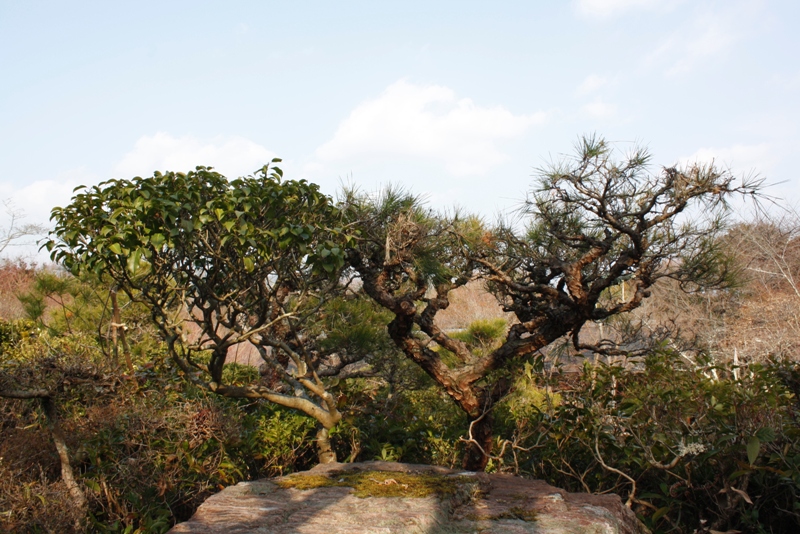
169 461 649 534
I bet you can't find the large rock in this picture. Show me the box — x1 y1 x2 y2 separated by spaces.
169 461 649 534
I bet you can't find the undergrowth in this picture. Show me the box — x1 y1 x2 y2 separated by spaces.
1 300 798 533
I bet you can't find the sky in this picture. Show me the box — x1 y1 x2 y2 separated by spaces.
1 0 798 261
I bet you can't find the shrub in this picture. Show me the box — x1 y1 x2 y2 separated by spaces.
487 349 800 534
0 325 325 533
465 318 507 345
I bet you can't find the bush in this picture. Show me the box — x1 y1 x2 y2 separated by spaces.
449 318 507 348
465 318 507 345
0 325 324 533
487 349 800 534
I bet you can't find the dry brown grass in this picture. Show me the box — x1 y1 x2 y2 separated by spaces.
0 259 36 320
0 401 84 533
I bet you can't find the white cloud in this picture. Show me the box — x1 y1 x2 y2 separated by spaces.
576 74 610 96
653 20 735 76
679 143 774 174
0 168 95 230
574 0 680 18
647 2 763 76
583 98 617 119
115 133 277 179
0 168 97 262
315 80 547 176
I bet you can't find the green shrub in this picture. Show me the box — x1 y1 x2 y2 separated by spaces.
0 318 38 354
503 361 562 420
465 318 507 344
254 407 317 475
449 318 507 347
0 327 324 533
487 349 800 534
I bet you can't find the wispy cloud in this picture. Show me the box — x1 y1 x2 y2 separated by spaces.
583 97 617 119
315 80 547 176
575 74 611 96
647 2 763 77
115 133 277 179
573 0 683 19
679 143 774 174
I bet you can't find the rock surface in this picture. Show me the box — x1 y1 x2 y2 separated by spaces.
169 461 649 534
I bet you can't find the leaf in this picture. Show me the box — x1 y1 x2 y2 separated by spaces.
755 427 776 443
730 487 753 505
150 233 166 247
639 493 663 500
746 436 760 465
108 243 122 254
127 249 143 275
652 506 669 521
243 257 255 272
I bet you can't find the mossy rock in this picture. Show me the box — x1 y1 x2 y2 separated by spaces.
466 505 538 522
275 469 477 499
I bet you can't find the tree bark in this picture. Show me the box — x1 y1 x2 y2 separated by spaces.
315 426 337 464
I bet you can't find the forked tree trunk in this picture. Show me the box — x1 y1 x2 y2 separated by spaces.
316 426 337 464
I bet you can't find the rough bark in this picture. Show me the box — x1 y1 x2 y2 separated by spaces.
355 253 571 471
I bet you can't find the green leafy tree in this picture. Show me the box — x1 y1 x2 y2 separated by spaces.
345 136 761 471
46 162 356 462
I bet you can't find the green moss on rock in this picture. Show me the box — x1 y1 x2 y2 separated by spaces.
274 470 476 498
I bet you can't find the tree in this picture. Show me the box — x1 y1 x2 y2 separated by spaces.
345 136 761 471
46 162 357 462
0 198 46 258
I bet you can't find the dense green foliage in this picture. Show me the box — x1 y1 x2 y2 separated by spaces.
47 162 348 279
44 164 361 458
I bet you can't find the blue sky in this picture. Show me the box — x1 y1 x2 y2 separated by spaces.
1 1 798 259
